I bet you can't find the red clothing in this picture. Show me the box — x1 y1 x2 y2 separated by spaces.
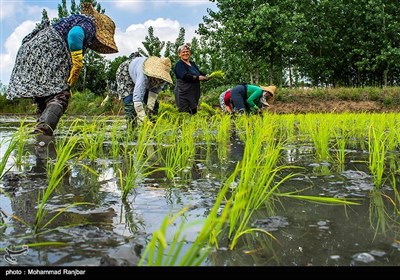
223 90 231 105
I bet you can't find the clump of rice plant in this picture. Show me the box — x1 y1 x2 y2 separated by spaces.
13 119 31 167
139 178 231 266
34 120 95 234
118 120 165 200
207 70 225 79
0 136 17 180
368 125 387 189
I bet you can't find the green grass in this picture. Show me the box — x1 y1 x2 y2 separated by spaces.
2 86 400 116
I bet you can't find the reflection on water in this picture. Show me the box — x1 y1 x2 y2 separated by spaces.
0 116 399 266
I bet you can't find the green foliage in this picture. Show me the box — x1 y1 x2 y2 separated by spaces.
35 0 400 94
198 102 217 117
200 84 232 108
159 102 178 115
138 26 165 57
73 50 109 95
107 55 129 92
4 86 400 117
67 89 108 114
0 94 35 114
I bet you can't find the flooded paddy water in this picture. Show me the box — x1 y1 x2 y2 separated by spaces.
0 113 399 267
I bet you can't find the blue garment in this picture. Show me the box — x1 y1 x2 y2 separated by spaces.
67 26 84 51
230 84 263 113
52 14 96 52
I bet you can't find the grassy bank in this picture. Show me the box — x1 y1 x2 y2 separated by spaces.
1 86 400 116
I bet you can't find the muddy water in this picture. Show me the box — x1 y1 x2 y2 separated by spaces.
0 115 399 266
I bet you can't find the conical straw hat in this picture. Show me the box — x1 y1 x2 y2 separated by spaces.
143 56 173 84
81 3 118 54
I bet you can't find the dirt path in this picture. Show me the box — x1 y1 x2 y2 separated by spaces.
267 100 396 114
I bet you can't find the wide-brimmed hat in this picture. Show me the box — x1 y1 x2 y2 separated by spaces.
260 85 277 96
259 85 277 106
81 3 118 54
143 56 173 84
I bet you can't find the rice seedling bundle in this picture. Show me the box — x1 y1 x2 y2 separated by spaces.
207 70 225 79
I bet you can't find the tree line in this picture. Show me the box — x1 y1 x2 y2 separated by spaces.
3 0 399 97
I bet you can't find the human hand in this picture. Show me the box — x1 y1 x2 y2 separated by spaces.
134 102 146 124
199 75 208 81
250 105 261 114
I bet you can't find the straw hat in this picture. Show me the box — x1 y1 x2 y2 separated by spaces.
260 85 277 106
143 56 173 84
81 3 118 54
260 85 277 96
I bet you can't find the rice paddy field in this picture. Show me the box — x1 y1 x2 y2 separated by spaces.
0 112 399 266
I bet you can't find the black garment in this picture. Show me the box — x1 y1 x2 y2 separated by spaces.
173 60 205 115
174 79 199 114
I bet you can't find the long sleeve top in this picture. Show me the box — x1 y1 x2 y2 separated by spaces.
128 57 166 103
174 60 206 82
246 84 264 108
67 26 85 51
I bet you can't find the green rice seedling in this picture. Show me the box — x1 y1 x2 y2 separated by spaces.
78 116 107 162
137 207 204 266
271 113 296 144
154 113 180 148
118 121 164 200
381 113 397 153
13 119 31 167
207 70 225 79
368 125 388 189
34 121 94 233
198 102 218 116
160 144 192 180
338 113 368 150
394 114 400 150
158 102 179 115
0 136 17 180
332 126 349 172
0 137 17 224
312 164 331 176
306 114 331 161
118 151 138 200
109 118 124 160
156 118 195 181
226 119 299 250
196 117 215 164
275 191 360 205
294 114 310 142
353 113 371 151
216 115 232 162
158 119 196 181
139 177 231 266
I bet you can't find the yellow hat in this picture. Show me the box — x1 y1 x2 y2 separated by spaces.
260 85 277 96
81 3 118 54
143 56 173 84
259 85 276 106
